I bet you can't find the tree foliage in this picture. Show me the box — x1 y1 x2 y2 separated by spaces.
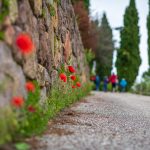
95 13 114 78
116 0 141 89
142 0 150 77
73 0 98 54
72 0 90 11
147 0 150 67
72 1 114 77
83 0 90 11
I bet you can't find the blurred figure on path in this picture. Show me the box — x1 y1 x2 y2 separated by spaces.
109 73 118 92
120 78 127 92
103 76 109 92
90 75 96 82
95 75 100 91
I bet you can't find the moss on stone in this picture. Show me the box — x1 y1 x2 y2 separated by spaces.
0 31 5 40
0 0 9 24
54 35 59 53
54 0 60 5
48 4 56 17
0 0 9 41
42 8 46 18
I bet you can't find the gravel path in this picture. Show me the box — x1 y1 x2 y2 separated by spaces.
35 92 150 150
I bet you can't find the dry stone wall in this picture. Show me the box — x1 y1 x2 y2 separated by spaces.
0 0 89 106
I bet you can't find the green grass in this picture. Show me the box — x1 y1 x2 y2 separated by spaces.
0 80 93 146
131 76 150 96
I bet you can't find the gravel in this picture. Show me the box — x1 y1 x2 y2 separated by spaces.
36 92 150 150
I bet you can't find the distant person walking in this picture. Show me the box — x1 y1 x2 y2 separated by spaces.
109 73 118 92
120 78 127 92
95 75 100 91
103 76 109 92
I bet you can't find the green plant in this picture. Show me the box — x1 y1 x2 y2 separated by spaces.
15 142 30 150
0 31 5 40
49 4 56 17
85 49 95 64
132 77 150 96
0 74 92 146
42 8 46 18
0 0 9 24
0 0 9 41
54 0 61 5
72 0 90 11
17 82 47 137
0 107 19 145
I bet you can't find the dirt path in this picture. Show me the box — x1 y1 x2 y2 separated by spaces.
33 92 150 150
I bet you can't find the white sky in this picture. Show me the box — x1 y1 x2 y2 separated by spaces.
90 0 149 81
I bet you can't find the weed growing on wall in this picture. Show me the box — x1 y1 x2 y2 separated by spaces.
0 32 92 146
0 0 9 40
0 80 92 145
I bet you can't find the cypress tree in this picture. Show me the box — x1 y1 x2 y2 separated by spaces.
143 0 150 77
147 0 150 69
116 0 141 89
96 13 114 78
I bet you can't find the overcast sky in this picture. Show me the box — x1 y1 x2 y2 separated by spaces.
90 0 149 81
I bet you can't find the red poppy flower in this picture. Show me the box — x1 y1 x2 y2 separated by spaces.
16 33 34 54
25 82 35 92
59 73 67 82
68 66 75 73
72 85 76 89
70 75 76 81
76 82 81 87
11 97 24 108
27 105 36 113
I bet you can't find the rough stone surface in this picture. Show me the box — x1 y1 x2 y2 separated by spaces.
23 53 38 79
4 22 15 45
37 64 51 87
9 0 18 23
33 92 150 150
29 0 42 17
0 42 27 107
0 0 89 106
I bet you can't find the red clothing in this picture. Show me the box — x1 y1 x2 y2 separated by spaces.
90 76 96 81
109 74 118 84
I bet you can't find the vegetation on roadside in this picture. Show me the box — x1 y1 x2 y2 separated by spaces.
0 79 93 146
0 32 93 146
132 76 150 96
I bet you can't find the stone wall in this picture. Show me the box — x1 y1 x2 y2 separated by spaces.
0 0 89 106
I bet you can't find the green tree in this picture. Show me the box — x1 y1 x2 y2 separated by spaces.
142 0 150 78
95 13 114 78
71 0 90 11
145 0 150 75
116 0 141 89
148 0 150 67
83 0 90 11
